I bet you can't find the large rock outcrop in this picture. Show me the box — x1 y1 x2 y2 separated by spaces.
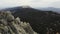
0 11 37 34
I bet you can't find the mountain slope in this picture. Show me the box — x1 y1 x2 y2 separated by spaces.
1 6 60 34
13 7 60 34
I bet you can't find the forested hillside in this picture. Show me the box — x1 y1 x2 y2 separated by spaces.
2 7 60 34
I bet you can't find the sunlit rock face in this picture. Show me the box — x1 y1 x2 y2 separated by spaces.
0 11 37 34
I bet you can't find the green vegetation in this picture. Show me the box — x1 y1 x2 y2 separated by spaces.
2 7 60 34
12 8 60 34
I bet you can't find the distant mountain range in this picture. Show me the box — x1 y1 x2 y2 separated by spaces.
1 6 60 13
36 7 60 13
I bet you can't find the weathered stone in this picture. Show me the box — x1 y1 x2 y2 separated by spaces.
0 11 38 34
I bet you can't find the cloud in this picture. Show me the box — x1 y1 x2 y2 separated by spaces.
29 0 60 8
0 0 20 8
0 0 60 8
0 0 32 8
50 1 60 8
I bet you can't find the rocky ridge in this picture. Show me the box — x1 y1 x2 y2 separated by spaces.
0 11 37 34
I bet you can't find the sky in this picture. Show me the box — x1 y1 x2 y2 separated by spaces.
0 0 60 8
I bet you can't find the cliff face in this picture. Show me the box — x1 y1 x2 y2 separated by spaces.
0 11 37 34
